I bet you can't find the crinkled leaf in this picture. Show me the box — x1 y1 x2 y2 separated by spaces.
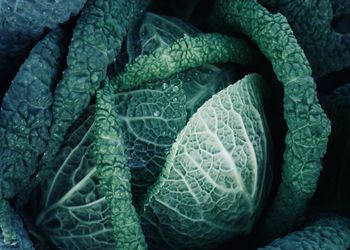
259 0 350 78
114 33 257 90
212 0 331 238
94 82 146 249
260 216 350 250
141 74 272 250
116 78 187 198
34 77 187 248
22 0 151 202
0 29 65 199
0 0 86 83
120 12 236 197
35 111 115 250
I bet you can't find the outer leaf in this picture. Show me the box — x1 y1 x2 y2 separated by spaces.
34 78 187 248
0 29 65 244
213 0 331 238
141 74 271 250
0 0 86 83
35 110 115 249
113 33 258 90
0 28 65 199
0 205 34 250
23 0 151 201
259 216 350 250
258 0 350 78
94 82 146 250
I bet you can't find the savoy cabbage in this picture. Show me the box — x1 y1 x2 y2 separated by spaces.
30 13 238 249
0 0 349 249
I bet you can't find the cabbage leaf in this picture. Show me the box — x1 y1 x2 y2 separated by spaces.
20 0 152 203
0 0 86 84
0 29 66 244
141 74 272 250
260 216 350 250
212 0 331 238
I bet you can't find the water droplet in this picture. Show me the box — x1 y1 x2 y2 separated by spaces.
153 110 160 117
91 72 100 83
172 86 179 92
173 97 177 102
162 82 168 89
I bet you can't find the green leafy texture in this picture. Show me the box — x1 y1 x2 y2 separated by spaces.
212 0 331 239
141 74 272 250
180 65 238 120
0 0 86 83
34 78 186 249
0 29 65 244
120 12 235 197
0 205 34 250
119 72 236 198
126 12 199 61
108 11 200 78
23 0 151 202
116 78 187 199
35 109 116 250
258 0 350 78
259 216 350 250
125 12 239 120
0 28 65 198
312 84 350 213
112 33 258 90
95 82 147 250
